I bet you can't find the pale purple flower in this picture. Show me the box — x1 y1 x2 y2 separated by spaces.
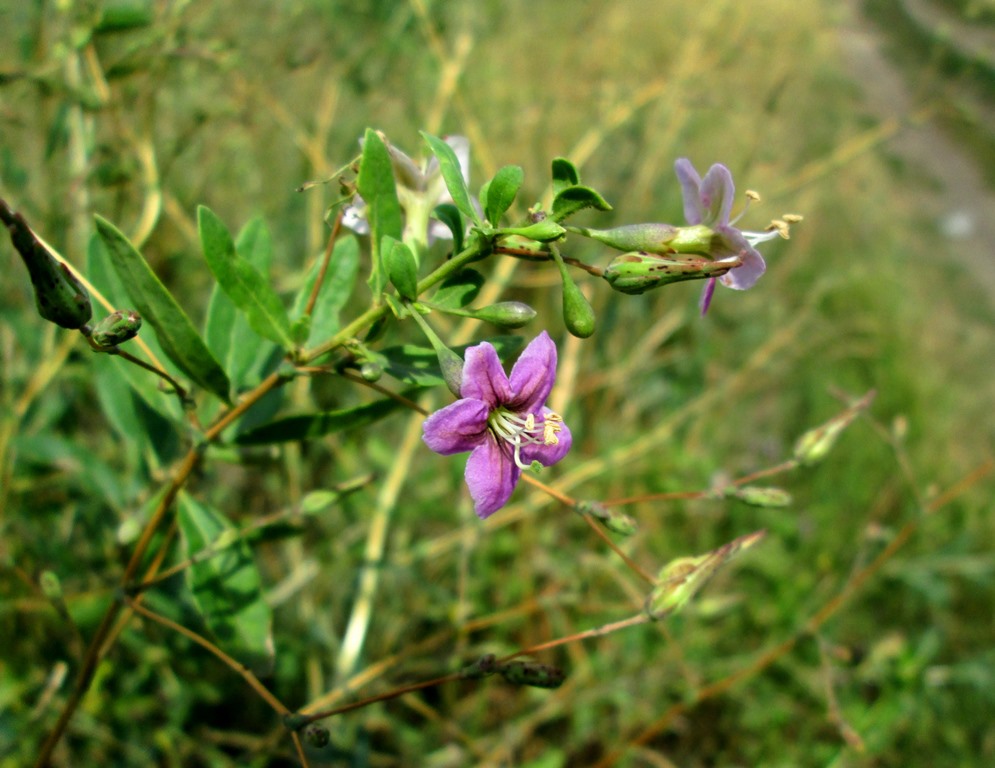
342 135 471 244
675 158 778 314
422 331 572 518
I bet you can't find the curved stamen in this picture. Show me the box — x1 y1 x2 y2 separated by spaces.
488 407 565 470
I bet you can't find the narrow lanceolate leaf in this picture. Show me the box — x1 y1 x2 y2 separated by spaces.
234 391 421 444
483 165 524 226
357 129 403 298
95 215 231 402
177 493 274 675
421 132 482 226
198 206 293 350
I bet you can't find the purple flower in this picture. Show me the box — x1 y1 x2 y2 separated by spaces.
422 331 572 518
675 158 780 314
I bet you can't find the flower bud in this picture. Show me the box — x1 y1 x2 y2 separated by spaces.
576 500 638 536
90 309 142 348
459 653 498 680
470 301 537 329
496 218 566 243
359 361 383 382
498 660 566 689
602 251 739 295
303 724 330 748
793 410 862 467
2 199 92 329
576 223 679 254
728 486 793 508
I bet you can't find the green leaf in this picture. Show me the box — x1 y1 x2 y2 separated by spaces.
291 235 361 346
94 215 231 402
420 132 481 225
234 390 422 444
430 268 484 310
357 129 403 298
551 185 613 222
551 157 580 196
382 235 418 300
177 493 274 674
374 336 525 388
483 165 524 225
198 206 294 350
432 203 465 254
87 234 185 422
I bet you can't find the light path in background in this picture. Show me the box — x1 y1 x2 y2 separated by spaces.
839 0 995 305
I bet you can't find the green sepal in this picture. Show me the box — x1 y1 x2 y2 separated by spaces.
90 309 142 348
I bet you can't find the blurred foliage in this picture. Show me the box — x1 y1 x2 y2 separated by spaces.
2 0 994 766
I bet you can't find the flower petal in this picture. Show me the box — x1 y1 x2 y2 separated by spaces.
341 196 370 235
719 245 766 290
460 341 512 406
675 158 704 225
508 331 557 412
698 163 735 227
699 277 717 315
519 409 573 467
422 399 490 455
465 437 520 518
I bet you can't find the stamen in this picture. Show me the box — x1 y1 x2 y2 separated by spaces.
487 407 564 470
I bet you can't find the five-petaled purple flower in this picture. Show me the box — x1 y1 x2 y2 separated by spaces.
422 331 572 518
675 158 779 314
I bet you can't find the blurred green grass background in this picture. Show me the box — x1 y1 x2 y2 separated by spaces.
2 1 994 766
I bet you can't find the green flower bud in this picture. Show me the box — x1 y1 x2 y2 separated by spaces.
90 309 142 348
793 413 858 467
496 218 567 243
498 660 566 689
602 251 739 295
471 301 537 329
575 223 679 254
40 570 63 601
561 278 595 338
2 199 92 329
359 361 383 382
459 653 498 680
729 486 793 508
303 724 330 748
576 500 637 536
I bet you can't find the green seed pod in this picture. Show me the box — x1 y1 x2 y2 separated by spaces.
576 223 679 254
459 653 498 680
602 251 737 295
471 301 537 329
90 310 142 348
2 199 92 329
304 724 330 748
498 660 566 689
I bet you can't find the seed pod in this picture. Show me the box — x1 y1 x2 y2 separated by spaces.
90 310 142 348
1 198 92 329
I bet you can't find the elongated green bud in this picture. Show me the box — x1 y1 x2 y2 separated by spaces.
549 244 595 337
495 218 566 243
728 486 793 508
576 500 638 536
793 414 857 467
603 251 739 295
90 309 142 348
498 660 566 689
469 301 537 329
459 653 498 680
2 198 92 329
575 223 679 254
